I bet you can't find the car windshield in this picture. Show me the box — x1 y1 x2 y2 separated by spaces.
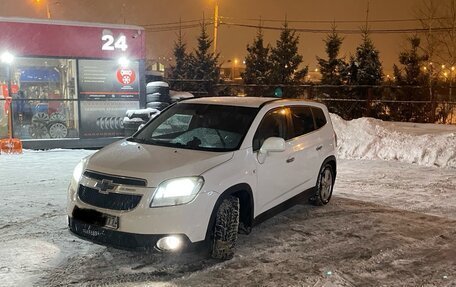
130 103 259 152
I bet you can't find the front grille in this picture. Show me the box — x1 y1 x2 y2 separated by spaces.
78 185 142 211
84 171 147 187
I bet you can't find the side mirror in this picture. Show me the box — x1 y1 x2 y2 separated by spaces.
258 137 285 163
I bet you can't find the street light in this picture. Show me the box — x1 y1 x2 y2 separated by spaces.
118 56 130 68
0 52 14 64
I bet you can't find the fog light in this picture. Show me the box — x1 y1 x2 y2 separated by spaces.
156 235 182 252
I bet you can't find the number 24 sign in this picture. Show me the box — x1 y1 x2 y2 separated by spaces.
102 31 128 52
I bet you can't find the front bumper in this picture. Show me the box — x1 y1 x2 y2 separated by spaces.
68 217 194 251
68 217 182 250
67 175 220 246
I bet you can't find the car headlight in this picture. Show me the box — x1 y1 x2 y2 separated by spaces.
73 161 84 182
150 177 204 207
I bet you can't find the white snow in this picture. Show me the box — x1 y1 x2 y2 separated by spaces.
331 114 456 168
123 116 145 123
0 115 455 286
125 108 160 119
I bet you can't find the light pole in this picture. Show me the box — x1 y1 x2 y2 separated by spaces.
451 66 455 102
34 0 60 19
213 0 219 54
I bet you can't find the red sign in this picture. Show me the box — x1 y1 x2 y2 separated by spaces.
116 68 136 86
0 18 145 60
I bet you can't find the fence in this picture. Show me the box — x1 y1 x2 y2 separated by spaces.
166 79 456 124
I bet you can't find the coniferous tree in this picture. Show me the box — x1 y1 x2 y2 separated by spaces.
317 26 347 85
188 20 219 94
393 36 429 86
242 27 272 96
348 30 384 85
169 24 190 90
346 29 384 118
391 35 430 122
242 27 271 85
269 21 308 97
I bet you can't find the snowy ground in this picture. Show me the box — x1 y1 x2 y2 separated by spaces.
0 117 455 286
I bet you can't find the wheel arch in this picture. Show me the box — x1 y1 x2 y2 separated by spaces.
205 183 254 241
322 155 337 179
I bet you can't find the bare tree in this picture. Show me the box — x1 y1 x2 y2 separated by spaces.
417 0 456 66
417 0 443 64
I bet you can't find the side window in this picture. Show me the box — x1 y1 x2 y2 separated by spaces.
253 108 288 151
290 106 316 138
312 107 327 129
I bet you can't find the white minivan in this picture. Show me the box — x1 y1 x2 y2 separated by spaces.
68 97 337 259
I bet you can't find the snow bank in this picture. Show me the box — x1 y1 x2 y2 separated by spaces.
125 108 160 119
331 114 456 168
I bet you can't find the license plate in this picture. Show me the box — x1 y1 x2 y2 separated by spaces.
104 214 119 229
73 207 119 229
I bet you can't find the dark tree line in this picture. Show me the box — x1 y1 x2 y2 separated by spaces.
168 17 452 123
168 19 219 94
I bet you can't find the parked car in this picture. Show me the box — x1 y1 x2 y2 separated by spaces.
67 97 337 259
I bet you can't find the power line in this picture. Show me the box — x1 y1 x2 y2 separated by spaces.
221 22 456 34
142 19 201 27
139 16 454 34
220 16 450 24
144 22 213 33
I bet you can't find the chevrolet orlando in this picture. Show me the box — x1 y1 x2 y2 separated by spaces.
68 97 337 260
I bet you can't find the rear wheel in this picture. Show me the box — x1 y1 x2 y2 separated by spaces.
210 196 240 260
310 164 334 206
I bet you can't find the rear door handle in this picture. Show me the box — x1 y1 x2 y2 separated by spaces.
286 157 295 163
316 145 323 151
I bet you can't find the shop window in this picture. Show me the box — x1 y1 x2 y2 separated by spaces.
0 66 9 138
0 57 79 139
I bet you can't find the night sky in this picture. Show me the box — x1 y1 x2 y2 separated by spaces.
1 0 423 74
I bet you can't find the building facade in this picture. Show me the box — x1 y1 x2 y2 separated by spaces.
0 17 146 149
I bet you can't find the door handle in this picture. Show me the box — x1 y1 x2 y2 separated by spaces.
316 145 323 151
286 157 295 163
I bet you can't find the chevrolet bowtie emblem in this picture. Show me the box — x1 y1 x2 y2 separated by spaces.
94 179 115 194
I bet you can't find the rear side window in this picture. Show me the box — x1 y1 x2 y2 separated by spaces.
312 107 327 129
290 106 315 138
253 108 289 151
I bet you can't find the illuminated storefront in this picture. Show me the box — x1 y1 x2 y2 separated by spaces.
0 17 145 149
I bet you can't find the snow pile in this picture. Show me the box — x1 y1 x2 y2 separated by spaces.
125 108 160 120
331 114 456 168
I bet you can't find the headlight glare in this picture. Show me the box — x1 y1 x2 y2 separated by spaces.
73 161 84 182
151 177 204 207
69 158 89 201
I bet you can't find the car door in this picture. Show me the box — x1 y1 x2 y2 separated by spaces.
287 106 322 192
253 107 300 214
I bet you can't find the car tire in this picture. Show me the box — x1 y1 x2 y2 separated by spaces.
210 196 240 260
310 163 334 206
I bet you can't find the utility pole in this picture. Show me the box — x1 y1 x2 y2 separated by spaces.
46 2 51 19
122 3 127 24
213 0 219 54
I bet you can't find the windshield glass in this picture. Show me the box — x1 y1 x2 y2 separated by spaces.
131 103 259 152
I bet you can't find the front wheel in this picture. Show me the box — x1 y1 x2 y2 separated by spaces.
310 164 334 206
210 196 240 260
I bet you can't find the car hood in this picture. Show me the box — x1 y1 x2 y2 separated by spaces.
85 140 234 187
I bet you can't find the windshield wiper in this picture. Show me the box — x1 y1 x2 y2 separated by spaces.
214 129 226 148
